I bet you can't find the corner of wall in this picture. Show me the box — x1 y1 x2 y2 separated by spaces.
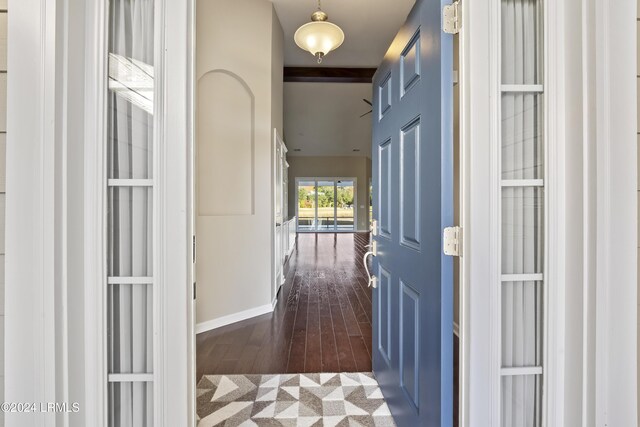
195 0 285 329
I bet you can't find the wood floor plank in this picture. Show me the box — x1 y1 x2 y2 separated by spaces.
287 272 310 373
328 279 358 372
350 336 373 371
304 274 323 372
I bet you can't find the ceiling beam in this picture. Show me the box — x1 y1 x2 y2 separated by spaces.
284 67 377 84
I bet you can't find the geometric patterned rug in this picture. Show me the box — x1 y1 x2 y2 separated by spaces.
196 373 396 426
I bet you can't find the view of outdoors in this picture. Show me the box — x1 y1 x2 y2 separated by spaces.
298 179 355 231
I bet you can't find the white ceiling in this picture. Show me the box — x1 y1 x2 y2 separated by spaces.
272 0 415 67
284 82 373 157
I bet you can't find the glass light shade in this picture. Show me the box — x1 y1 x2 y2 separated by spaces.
294 21 345 57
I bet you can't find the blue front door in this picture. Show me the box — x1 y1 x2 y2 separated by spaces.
371 0 454 426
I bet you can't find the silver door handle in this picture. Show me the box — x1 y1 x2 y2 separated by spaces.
363 251 377 288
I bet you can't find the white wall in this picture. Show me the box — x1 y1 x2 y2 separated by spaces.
0 1 7 422
272 8 284 137
287 156 371 232
637 0 640 417
560 0 637 423
195 0 284 329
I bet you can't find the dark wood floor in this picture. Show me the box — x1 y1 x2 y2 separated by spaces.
196 232 373 378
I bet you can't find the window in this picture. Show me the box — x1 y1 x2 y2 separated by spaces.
107 0 156 425
296 178 356 232
499 0 545 425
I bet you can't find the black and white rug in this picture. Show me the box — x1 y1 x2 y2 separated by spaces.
196 373 396 426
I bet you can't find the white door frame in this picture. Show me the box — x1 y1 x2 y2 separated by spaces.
460 0 563 423
5 0 195 425
461 0 637 425
4 0 636 426
83 0 196 425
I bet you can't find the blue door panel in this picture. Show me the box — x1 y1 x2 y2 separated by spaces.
377 265 392 364
400 118 421 250
400 280 420 410
378 139 392 239
401 31 421 96
378 73 393 120
371 0 454 426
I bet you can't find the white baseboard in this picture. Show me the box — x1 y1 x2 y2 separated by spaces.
195 303 273 334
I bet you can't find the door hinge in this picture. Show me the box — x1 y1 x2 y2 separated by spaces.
192 235 196 263
443 226 463 257
443 1 461 34
193 282 197 300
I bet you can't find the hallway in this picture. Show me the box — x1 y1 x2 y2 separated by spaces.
196 232 373 379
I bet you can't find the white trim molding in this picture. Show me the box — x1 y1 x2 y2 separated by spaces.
158 0 194 425
195 304 273 334
590 0 637 423
544 0 566 424
463 0 499 423
84 0 109 424
5 0 60 424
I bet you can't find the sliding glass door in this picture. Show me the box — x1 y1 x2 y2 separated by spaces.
297 181 316 231
336 180 355 230
296 178 356 232
317 180 335 231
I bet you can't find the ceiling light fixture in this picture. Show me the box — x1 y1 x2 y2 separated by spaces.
294 0 345 64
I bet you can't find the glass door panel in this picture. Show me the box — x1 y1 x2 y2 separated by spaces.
337 180 355 231
297 181 316 231
107 0 156 424
499 0 545 424
316 180 335 231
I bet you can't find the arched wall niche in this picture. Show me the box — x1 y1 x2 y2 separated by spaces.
197 69 256 216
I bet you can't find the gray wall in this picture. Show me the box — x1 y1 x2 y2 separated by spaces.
288 156 371 232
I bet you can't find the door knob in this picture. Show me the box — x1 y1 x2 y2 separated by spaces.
363 251 377 288
364 241 377 254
